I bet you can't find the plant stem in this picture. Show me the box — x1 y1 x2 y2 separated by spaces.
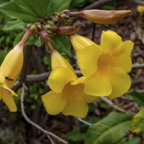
20 84 68 144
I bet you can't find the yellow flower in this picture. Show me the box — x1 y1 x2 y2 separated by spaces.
0 44 23 111
42 50 95 118
137 5 144 16
70 30 134 99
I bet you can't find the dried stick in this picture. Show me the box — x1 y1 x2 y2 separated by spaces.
100 97 126 113
78 118 92 126
20 84 68 144
132 63 144 69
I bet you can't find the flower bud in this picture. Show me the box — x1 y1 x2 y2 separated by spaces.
78 9 131 24
57 24 82 35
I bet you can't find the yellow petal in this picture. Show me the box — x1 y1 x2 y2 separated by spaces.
71 77 97 103
62 97 88 118
113 40 134 73
108 68 131 99
0 84 17 96
84 71 112 96
100 30 122 52
76 44 101 77
62 83 88 118
2 90 17 112
48 67 76 93
42 91 66 115
70 34 96 51
0 45 23 86
71 76 85 85
83 94 97 103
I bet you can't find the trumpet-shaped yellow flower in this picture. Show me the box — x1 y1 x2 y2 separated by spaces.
137 5 144 16
42 50 96 118
0 44 23 111
70 30 134 99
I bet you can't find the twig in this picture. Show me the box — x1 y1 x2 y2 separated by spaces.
132 63 144 69
20 84 68 144
100 97 126 113
83 0 113 10
78 118 92 126
13 62 144 90
47 135 55 144
131 0 144 5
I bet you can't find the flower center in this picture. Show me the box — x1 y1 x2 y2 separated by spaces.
97 52 115 72
62 83 84 101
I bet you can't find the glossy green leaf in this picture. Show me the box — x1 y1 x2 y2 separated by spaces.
12 0 50 17
85 112 133 144
3 20 26 31
47 0 71 16
131 108 144 133
128 91 144 106
117 137 140 144
51 34 72 56
0 2 37 23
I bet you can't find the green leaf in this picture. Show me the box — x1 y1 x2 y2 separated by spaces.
0 2 37 23
3 20 26 31
12 0 51 17
67 127 85 142
47 0 71 16
85 112 133 144
51 34 72 56
128 91 144 106
117 137 140 144
131 108 144 133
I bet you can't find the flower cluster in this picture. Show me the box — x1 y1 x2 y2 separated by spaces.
0 9 134 118
41 30 133 118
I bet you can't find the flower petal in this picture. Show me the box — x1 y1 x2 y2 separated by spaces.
100 30 122 52
42 91 66 115
76 44 101 77
83 94 97 103
48 67 76 93
62 97 88 118
2 90 17 112
84 71 112 96
71 76 85 85
108 68 131 99
113 40 134 73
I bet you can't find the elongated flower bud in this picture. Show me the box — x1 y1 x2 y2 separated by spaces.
66 10 131 24
57 24 82 35
0 24 35 112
